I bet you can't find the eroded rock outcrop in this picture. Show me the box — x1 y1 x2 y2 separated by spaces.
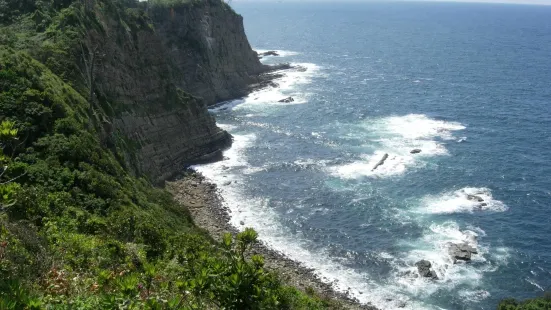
151 1 270 105
278 97 295 103
372 153 389 171
415 260 438 279
88 0 270 182
448 242 478 263
258 51 280 57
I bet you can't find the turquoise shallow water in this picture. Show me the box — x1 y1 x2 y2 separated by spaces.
197 2 551 309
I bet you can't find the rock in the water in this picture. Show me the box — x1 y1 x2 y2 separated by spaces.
240 221 245 225
467 194 485 202
372 153 389 171
258 50 280 57
410 149 422 154
278 97 294 103
223 181 232 186
415 260 438 279
448 243 478 263
267 81 279 88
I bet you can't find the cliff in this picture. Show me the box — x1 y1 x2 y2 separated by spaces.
74 0 268 183
0 1 358 308
150 0 268 105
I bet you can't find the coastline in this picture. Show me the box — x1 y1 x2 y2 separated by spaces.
166 172 379 310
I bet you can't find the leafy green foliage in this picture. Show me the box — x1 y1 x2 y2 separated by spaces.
0 1 344 309
0 120 21 209
498 293 551 310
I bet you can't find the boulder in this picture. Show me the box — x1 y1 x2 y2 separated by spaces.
467 194 484 202
410 149 422 154
268 81 280 88
278 97 295 103
372 153 389 171
415 260 438 279
258 50 280 57
448 243 478 263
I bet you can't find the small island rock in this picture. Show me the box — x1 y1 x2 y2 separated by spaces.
415 260 438 279
258 50 280 57
467 194 485 202
448 243 478 263
278 97 295 103
372 153 389 171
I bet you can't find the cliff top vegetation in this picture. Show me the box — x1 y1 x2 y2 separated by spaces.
0 0 343 309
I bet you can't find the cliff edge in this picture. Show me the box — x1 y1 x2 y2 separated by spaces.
76 0 268 182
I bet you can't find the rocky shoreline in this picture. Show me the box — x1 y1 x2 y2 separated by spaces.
166 172 378 310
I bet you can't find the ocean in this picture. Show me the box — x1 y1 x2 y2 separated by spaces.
195 2 551 309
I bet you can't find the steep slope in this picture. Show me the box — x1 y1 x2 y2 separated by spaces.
1 0 268 183
80 0 267 182
150 0 268 105
0 1 349 309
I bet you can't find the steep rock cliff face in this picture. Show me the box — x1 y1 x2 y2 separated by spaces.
151 0 268 105
87 1 264 182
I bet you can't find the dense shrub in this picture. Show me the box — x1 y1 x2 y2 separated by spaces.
498 293 551 310
0 1 343 309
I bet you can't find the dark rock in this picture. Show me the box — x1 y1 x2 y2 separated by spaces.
101 0 275 183
480 203 488 207
415 260 438 279
448 243 478 263
467 194 484 202
240 221 245 225
268 81 279 88
372 153 389 171
398 301 407 308
410 149 422 154
295 65 307 72
278 97 295 103
223 181 232 186
258 50 280 57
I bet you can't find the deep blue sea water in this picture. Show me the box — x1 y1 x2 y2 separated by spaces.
196 2 551 309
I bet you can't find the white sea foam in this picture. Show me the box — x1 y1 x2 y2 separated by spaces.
369 114 465 142
418 187 508 214
329 151 415 179
391 221 492 300
459 290 491 302
328 114 465 179
209 63 322 113
194 132 442 310
526 278 545 291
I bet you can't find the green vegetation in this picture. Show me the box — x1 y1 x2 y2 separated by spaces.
0 0 342 309
0 1 547 309
498 293 551 310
